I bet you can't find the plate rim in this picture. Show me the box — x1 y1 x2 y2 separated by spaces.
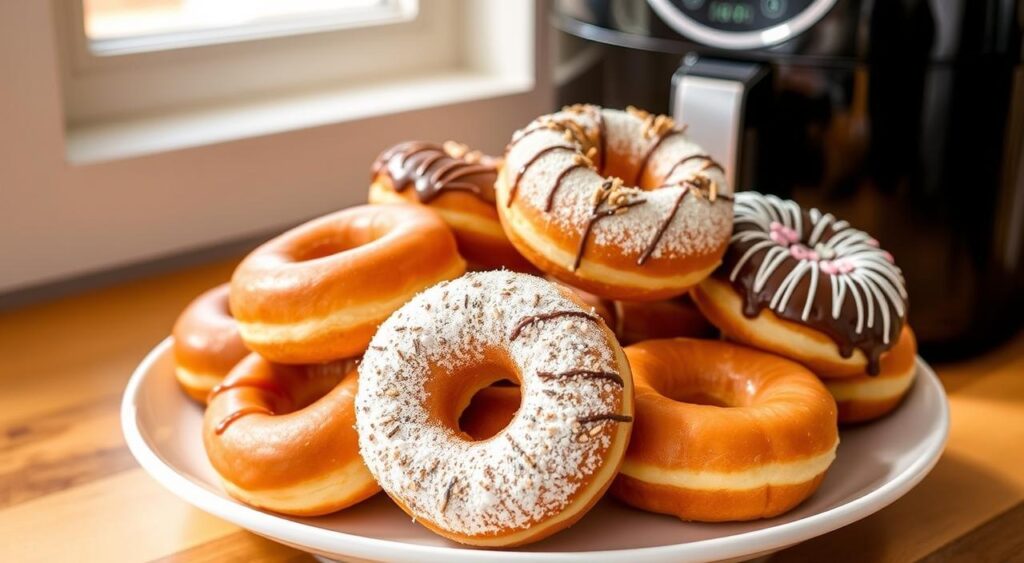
122 337 950 562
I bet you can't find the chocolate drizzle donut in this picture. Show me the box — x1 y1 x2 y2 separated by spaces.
371 141 498 204
369 140 542 273
497 105 734 300
718 192 908 374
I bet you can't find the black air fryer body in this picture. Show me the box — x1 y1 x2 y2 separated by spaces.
554 0 1024 357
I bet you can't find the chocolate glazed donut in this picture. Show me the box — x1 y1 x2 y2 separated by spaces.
694 192 909 377
369 141 538 273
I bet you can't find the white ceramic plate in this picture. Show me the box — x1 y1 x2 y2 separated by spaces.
122 338 949 563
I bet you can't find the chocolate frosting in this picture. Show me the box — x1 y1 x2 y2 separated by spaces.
717 192 908 375
371 141 497 204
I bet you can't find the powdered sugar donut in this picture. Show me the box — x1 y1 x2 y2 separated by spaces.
355 271 634 546
497 105 733 300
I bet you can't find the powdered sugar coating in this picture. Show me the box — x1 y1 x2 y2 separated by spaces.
355 271 630 537
503 106 733 261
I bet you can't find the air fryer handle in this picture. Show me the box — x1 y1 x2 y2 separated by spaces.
671 56 769 191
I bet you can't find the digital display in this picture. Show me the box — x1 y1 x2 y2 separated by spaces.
708 2 754 25
669 0 815 33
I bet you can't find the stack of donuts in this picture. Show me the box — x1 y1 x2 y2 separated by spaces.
169 105 915 546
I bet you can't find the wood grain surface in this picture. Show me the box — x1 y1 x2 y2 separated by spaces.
1 257 1021 562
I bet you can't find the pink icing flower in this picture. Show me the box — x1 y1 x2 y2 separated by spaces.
769 221 800 245
789 244 818 261
821 259 855 274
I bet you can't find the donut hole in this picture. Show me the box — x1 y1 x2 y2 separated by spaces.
599 156 636 189
459 384 522 441
595 155 661 192
292 234 373 262
649 373 750 409
635 169 669 192
424 355 522 442
289 216 393 262
293 240 351 262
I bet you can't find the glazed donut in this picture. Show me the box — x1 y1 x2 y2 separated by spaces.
203 353 378 516
546 279 617 327
612 338 838 522
823 326 917 423
369 141 536 272
172 284 249 403
356 271 634 547
230 204 466 364
497 105 733 300
552 280 715 344
612 296 717 345
692 191 909 377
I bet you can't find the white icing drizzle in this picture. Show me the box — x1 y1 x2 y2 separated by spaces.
803 262 820 321
727 191 908 346
753 247 790 292
808 209 832 245
355 271 628 537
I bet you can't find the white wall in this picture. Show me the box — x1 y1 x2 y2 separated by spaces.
0 1 552 294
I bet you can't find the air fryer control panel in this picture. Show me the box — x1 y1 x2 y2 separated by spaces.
670 0 813 31
647 0 837 49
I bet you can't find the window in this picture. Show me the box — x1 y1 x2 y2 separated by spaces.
53 0 537 162
82 0 418 55
0 1 546 293
58 0 454 127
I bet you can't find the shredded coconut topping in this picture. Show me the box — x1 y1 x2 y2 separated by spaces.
356 271 629 537
504 107 733 262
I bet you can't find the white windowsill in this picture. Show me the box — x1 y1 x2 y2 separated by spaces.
66 70 534 164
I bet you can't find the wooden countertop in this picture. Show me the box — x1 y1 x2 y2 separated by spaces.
1 258 1022 562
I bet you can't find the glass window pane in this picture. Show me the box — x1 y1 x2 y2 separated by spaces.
84 0 390 41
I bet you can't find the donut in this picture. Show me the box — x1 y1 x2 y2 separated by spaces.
552 279 716 344
612 296 717 345
172 284 249 403
611 338 838 521
356 271 634 547
497 104 733 300
692 191 909 377
369 141 536 273
546 279 617 327
823 326 917 423
203 353 378 516
230 204 466 364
